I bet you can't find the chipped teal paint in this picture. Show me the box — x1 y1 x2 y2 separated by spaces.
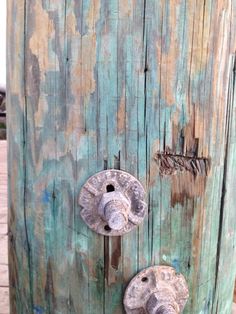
8 0 236 313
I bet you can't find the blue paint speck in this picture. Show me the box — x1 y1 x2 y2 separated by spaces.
42 190 50 204
33 305 45 314
172 258 180 272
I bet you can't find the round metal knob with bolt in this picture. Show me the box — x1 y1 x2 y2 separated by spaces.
123 266 189 314
79 170 147 236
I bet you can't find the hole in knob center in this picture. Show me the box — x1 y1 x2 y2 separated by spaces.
106 184 115 193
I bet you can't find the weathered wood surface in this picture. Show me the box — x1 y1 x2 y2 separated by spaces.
235 283 236 303
0 140 9 314
8 1 236 313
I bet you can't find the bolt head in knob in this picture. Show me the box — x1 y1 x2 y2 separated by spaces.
153 305 177 314
98 191 130 230
104 200 128 230
146 293 178 314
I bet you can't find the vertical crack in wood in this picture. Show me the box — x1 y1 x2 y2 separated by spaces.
114 151 121 170
45 258 56 311
103 155 108 314
143 0 147 129
23 0 34 310
111 237 121 271
104 236 109 284
143 0 152 267
213 53 236 298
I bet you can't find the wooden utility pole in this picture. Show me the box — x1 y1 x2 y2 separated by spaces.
8 1 236 313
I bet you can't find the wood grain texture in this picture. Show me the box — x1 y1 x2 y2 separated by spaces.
7 1 236 313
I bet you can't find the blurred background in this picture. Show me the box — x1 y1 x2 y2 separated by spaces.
0 3 7 314
0 0 6 140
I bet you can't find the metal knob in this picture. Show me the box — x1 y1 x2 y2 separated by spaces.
79 170 147 236
123 266 189 314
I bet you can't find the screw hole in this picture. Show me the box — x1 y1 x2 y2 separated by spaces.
104 225 111 232
141 277 148 282
106 184 115 193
